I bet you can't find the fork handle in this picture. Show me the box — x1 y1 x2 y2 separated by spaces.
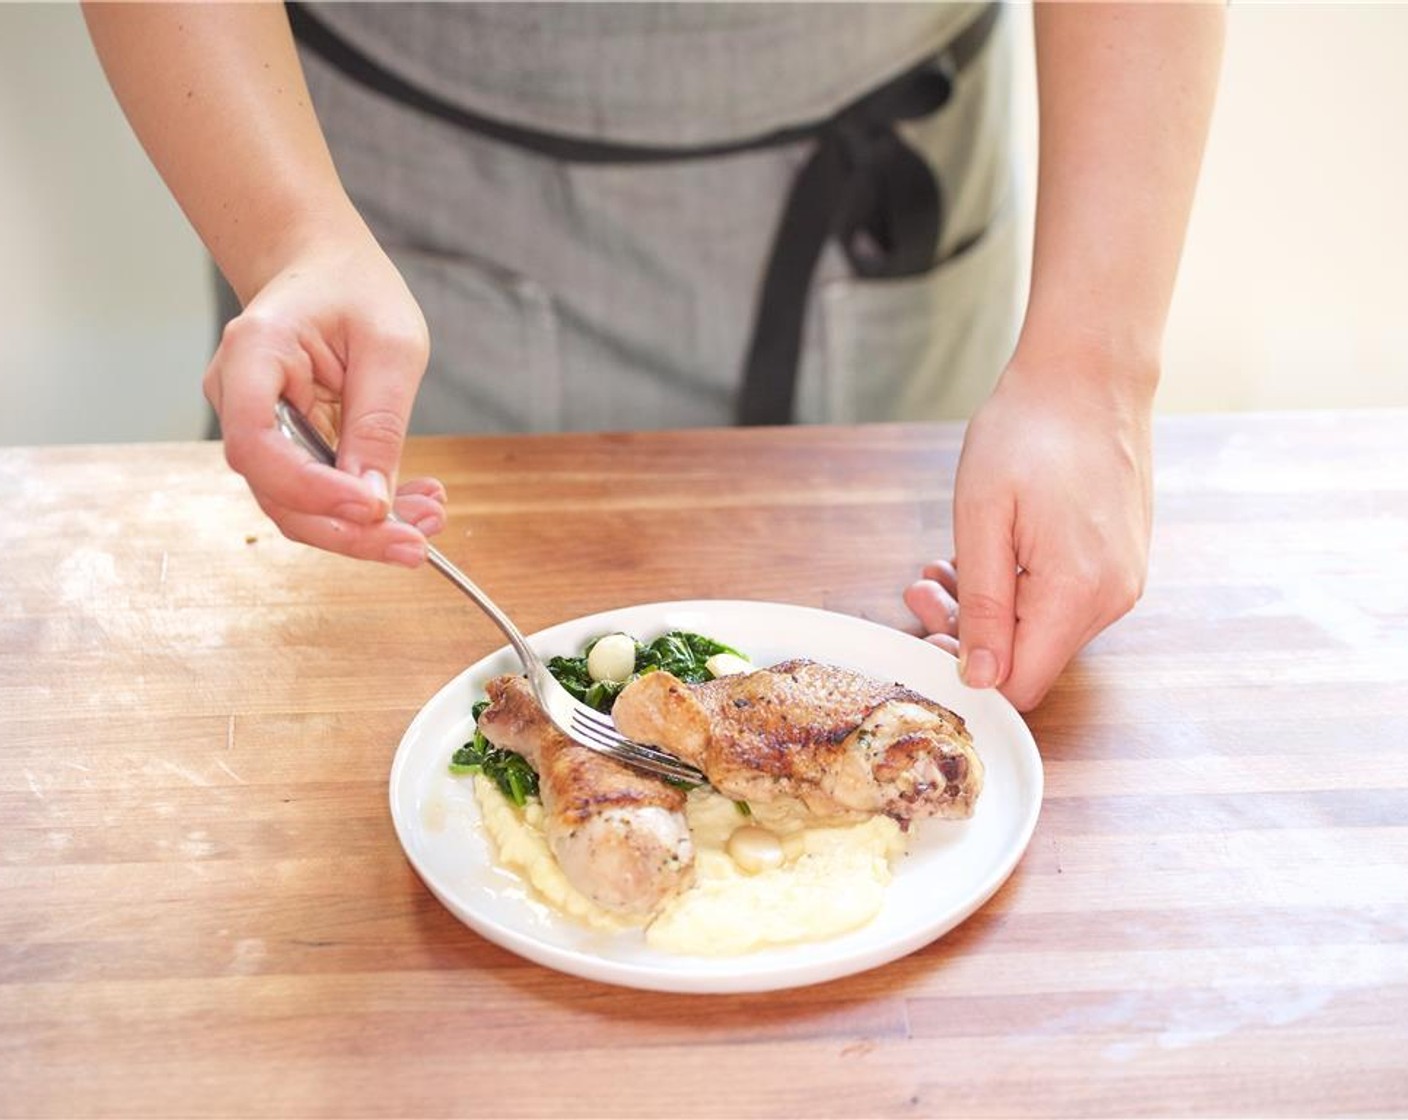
273 398 540 672
420 546 539 674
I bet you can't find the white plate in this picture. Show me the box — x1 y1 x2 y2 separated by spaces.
389 600 1042 994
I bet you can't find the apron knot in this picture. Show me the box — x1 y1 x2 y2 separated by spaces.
830 58 954 280
737 50 968 424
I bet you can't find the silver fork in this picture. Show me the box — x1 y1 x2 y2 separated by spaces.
274 398 708 786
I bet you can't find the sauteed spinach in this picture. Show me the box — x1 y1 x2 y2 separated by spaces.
449 700 539 806
549 630 747 713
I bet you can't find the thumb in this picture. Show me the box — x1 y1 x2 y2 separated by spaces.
334 337 425 517
953 497 1018 691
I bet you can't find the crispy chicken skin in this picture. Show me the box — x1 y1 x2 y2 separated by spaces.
477 674 693 918
612 659 983 827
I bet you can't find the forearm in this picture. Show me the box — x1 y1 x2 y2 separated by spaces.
83 1 362 303
1019 2 1225 389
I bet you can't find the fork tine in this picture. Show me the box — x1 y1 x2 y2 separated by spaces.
565 710 707 784
573 731 691 776
523 661 706 783
577 746 704 785
564 702 634 742
569 704 621 733
568 707 693 765
565 713 629 749
567 707 645 749
567 708 691 765
568 710 701 760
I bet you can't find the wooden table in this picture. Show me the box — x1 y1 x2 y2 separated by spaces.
2 413 1406 1117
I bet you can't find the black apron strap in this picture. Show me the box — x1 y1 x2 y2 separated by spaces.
284 1 1002 426
738 4 1002 425
737 57 957 425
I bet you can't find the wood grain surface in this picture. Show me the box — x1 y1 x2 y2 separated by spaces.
2 413 1406 1118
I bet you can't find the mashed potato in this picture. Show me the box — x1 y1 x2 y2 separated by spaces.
474 777 905 954
473 775 637 932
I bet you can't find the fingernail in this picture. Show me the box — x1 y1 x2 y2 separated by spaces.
363 470 391 511
386 541 425 569
960 647 999 689
412 512 445 536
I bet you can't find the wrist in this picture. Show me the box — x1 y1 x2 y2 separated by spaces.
223 193 370 305
1007 310 1162 411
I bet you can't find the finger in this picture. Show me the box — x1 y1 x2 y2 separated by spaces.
243 432 390 525
953 495 1018 691
213 317 387 523
920 559 959 599
334 323 428 515
924 633 960 658
1001 571 1104 712
392 475 448 535
392 491 447 537
903 579 959 638
258 493 429 568
396 476 448 504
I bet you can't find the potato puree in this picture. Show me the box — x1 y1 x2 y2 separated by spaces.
473 775 635 932
473 776 905 954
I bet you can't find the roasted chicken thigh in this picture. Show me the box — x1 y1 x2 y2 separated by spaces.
612 659 982 826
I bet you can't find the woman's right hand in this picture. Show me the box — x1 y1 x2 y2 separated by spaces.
204 230 445 568
83 1 445 567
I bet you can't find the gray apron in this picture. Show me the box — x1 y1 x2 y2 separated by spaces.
219 3 1020 434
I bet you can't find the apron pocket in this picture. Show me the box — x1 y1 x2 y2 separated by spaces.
815 199 1019 423
395 247 563 434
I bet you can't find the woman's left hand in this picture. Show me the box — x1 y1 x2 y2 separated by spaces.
905 351 1156 712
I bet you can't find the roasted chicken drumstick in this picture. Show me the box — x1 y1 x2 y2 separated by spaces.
477 674 694 917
